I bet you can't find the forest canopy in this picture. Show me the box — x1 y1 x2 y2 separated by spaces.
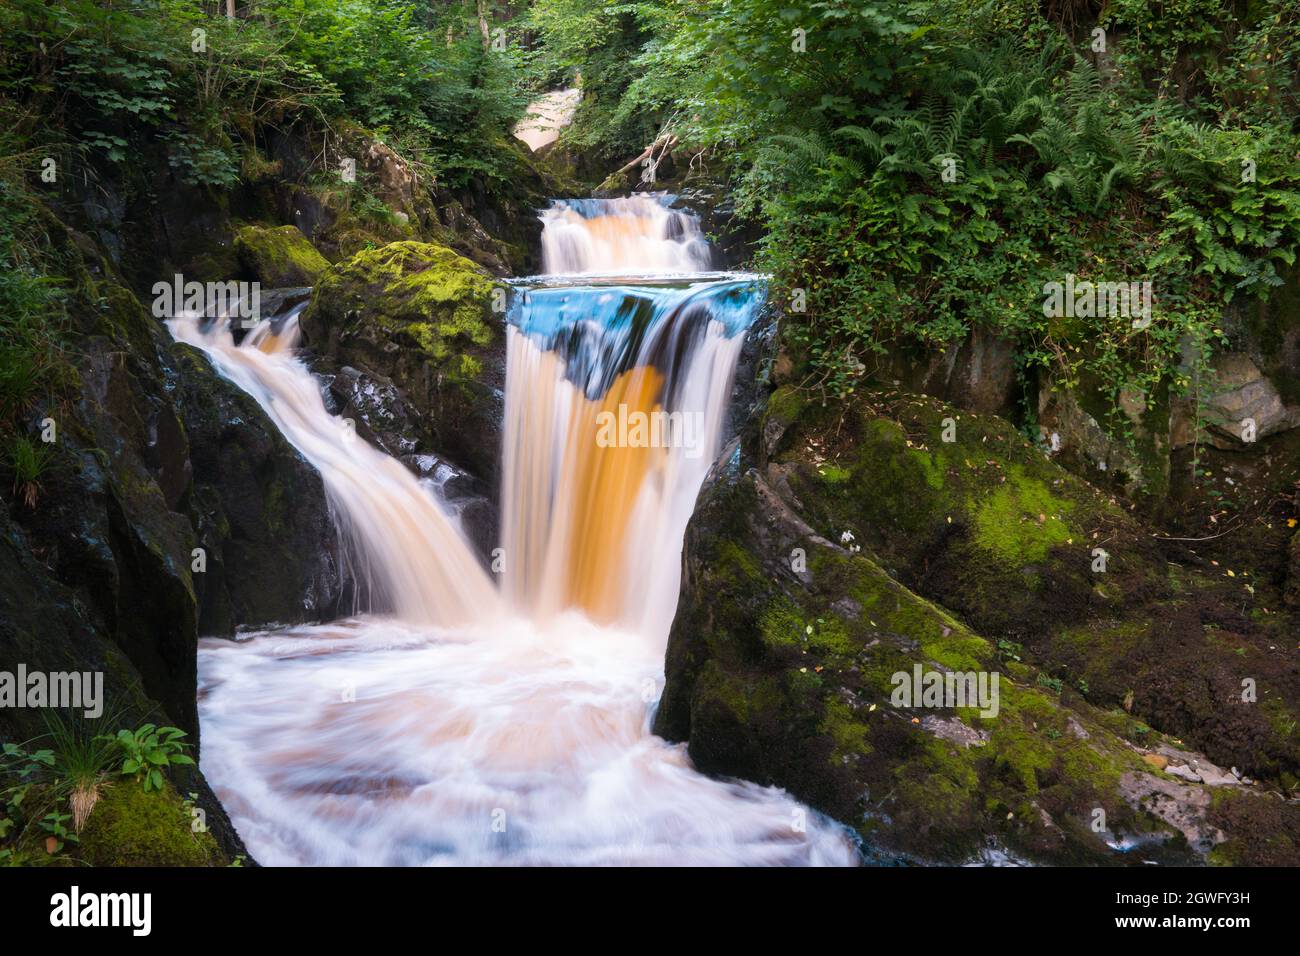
1 0 1298 432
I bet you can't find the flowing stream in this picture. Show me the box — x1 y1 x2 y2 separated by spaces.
175 193 859 865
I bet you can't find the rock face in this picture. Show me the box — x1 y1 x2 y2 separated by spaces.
168 344 343 635
879 328 1020 416
0 217 345 864
362 141 418 214
656 384 1300 863
233 223 330 287
300 240 504 482
1037 378 1171 498
323 364 498 562
1174 352 1300 449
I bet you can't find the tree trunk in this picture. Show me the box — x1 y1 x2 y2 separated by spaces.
476 0 490 48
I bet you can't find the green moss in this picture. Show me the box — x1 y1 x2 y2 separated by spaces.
765 386 807 426
987 722 1055 796
758 602 807 651
1047 618 1149 693
758 600 858 660
970 465 1076 563
78 781 223 867
694 660 783 726
715 540 763 585
316 240 495 368
234 224 329 286
819 696 872 761
837 553 989 671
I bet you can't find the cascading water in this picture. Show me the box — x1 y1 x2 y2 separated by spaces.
169 308 500 628
181 193 858 866
539 195 713 275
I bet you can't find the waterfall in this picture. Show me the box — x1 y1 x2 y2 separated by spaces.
501 280 758 639
181 193 858 866
539 195 712 275
169 308 501 628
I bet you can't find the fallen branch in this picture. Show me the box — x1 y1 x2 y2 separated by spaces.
612 133 679 182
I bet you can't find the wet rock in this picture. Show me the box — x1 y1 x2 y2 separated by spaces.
1118 772 1223 855
167 344 343 635
258 286 313 320
403 453 497 563
762 386 1169 642
327 365 427 458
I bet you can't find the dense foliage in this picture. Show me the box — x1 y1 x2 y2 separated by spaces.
536 0 1300 435
0 0 534 479
0 0 530 188
1 0 1298 446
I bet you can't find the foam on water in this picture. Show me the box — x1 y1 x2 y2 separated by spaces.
180 194 860 866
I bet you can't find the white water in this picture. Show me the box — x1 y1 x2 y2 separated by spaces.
182 197 859 866
169 310 500 628
539 195 712 275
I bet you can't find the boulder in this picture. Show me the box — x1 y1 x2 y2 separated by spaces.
233 223 330 287
1174 353 1300 449
751 385 1299 782
301 241 504 482
655 451 1299 863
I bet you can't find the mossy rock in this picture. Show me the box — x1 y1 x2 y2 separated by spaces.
763 386 1168 642
234 223 329 287
301 240 503 480
78 781 224 867
657 455 1296 864
656 464 1217 863
757 385 1299 781
309 241 495 355
658 379 1300 860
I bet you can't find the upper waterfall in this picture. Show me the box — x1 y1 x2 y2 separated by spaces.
539 194 713 275
502 196 765 640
